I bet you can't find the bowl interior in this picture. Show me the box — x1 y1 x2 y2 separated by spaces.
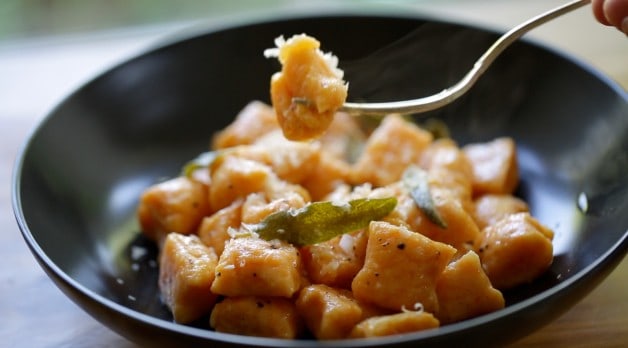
14 13 628 347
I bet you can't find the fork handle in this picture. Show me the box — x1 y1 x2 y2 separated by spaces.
340 0 592 116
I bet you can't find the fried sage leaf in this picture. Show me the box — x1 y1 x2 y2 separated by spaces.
402 165 447 229
248 197 397 246
181 151 219 177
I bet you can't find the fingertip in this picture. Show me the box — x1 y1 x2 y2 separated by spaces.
592 0 612 25
603 0 628 28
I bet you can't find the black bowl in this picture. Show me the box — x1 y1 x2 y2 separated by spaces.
12 12 628 348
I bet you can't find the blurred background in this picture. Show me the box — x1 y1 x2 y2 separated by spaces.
1 0 626 123
0 0 290 40
2 0 627 51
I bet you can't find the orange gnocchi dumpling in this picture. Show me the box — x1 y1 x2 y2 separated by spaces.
474 212 554 289
300 230 368 289
352 114 433 187
349 311 440 338
387 182 479 256
300 151 352 201
249 131 322 184
197 200 243 257
240 189 309 225
435 251 504 324
137 176 211 245
317 111 367 162
208 155 272 211
352 221 457 314
265 34 348 141
296 284 365 340
472 193 529 230
211 100 280 149
210 296 302 338
159 233 219 324
463 137 519 196
211 237 303 298
420 138 474 213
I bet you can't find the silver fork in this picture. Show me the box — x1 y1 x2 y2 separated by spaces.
331 0 591 116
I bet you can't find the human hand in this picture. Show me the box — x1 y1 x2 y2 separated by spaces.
592 0 628 34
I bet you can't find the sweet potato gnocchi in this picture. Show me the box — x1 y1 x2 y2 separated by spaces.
264 34 348 141
136 34 554 340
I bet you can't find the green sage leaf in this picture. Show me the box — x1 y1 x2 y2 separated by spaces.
250 197 397 246
418 118 451 139
181 151 219 177
402 165 447 229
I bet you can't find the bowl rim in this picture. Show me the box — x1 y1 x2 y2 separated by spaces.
11 7 628 347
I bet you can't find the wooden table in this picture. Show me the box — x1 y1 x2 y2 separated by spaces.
1 1 626 347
